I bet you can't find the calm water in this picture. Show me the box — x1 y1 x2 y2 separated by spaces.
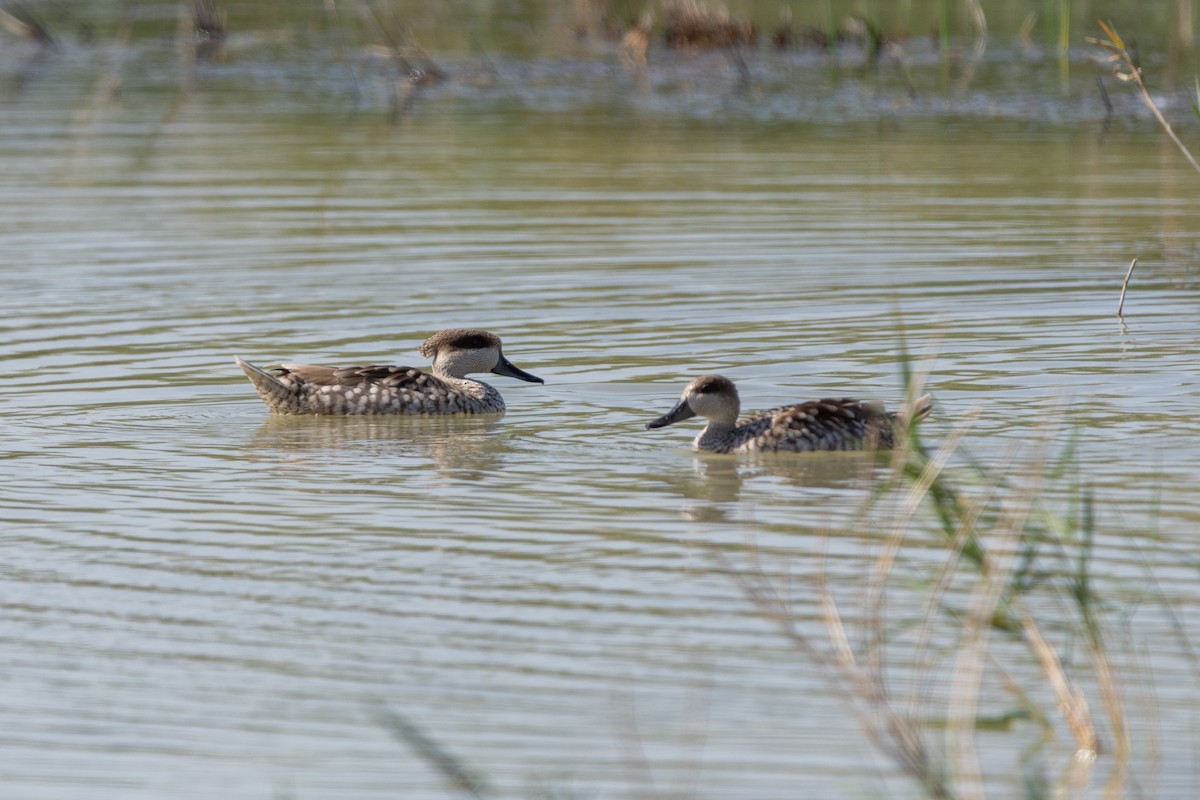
2 25 1199 800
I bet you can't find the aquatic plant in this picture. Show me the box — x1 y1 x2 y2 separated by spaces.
726 345 1144 798
619 11 653 69
1056 0 1071 92
937 0 951 55
1090 19 1200 176
822 0 837 55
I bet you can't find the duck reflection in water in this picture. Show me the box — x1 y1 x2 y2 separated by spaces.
659 450 888 523
246 414 505 481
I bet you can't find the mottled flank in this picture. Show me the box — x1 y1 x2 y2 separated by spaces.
646 373 932 454
236 328 542 416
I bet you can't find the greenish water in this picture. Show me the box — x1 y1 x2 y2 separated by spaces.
2 8 1200 799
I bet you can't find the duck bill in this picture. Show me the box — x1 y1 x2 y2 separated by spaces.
646 399 696 429
491 353 544 384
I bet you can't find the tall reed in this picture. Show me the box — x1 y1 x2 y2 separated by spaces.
1057 0 1071 93
1091 19 1200 176
729 349 1137 798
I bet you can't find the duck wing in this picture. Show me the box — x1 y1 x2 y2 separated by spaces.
738 398 895 452
275 363 445 391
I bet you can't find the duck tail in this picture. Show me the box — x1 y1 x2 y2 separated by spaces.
235 356 291 408
904 392 934 424
892 393 933 428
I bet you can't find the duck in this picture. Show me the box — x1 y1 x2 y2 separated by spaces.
646 374 931 453
235 328 543 415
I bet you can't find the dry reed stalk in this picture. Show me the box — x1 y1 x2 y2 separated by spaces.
726 374 960 800
1094 647 1130 800
1090 20 1200 175
946 408 1065 799
619 11 653 70
1020 615 1098 764
864 337 948 682
901 409 991 713
717 308 1143 798
1116 257 1137 317
955 0 989 93
865 406 974 670
1017 10 1038 52
730 357 1141 798
817 583 955 800
0 3 52 45
864 344 943 628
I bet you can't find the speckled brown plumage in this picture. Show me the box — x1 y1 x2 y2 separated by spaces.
646 374 932 453
236 328 542 416
727 398 899 452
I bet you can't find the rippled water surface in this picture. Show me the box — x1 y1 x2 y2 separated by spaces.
2 27 1200 800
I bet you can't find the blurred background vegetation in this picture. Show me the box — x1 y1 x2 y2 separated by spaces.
3 0 1195 64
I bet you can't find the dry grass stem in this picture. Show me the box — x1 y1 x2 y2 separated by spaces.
0 3 53 45
1116 257 1138 317
620 12 652 70
729 547 952 799
868 407 979 672
942 407 1065 799
818 585 955 800
1020 614 1098 754
1090 20 1200 175
725 343 1142 799
955 0 989 93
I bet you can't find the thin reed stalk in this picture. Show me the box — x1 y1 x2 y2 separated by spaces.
822 0 837 57
1057 0 1071 93
936 0 951 57
1116 257 1137 317
727 355 1136 798
1091 20 1200 176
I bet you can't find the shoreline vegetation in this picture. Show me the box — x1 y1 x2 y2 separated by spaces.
1 1 1197 122
728 356 1144 800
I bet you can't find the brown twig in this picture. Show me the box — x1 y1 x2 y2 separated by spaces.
0 3 53 45
1089 20 1200 175
1117 257 1138 317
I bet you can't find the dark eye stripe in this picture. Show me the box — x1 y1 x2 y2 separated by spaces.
693 375 734 394
447 333 495 350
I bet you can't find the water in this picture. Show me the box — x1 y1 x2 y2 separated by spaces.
2 26 1200 800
